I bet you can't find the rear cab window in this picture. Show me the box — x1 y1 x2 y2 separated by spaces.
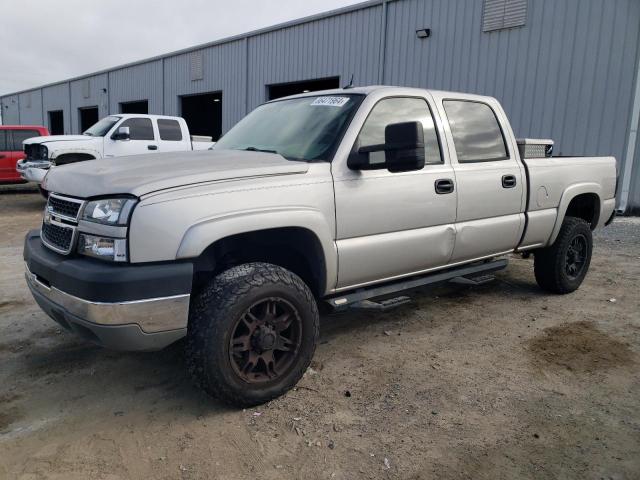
443 100 508 162
158 119 183 141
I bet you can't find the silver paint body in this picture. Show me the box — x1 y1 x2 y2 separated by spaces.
40 86 617 335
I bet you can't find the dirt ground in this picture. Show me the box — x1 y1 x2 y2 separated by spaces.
1 186 639 480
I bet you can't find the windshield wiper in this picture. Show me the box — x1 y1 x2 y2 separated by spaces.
243 146 279 154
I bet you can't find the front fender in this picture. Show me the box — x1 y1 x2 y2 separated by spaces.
548 182 602 245
50 147 102 160
176 207 337 294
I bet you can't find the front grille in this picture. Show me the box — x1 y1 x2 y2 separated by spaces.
48 195 83 220
42 222 74 253
24 143 46 160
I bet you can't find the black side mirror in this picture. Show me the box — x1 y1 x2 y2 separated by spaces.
111 126 130 141
347 121 425 172
384 121 425 173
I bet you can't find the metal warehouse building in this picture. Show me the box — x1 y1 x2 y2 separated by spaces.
2 0 640 212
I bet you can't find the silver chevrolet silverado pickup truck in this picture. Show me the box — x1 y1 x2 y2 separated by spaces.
24 86 617 406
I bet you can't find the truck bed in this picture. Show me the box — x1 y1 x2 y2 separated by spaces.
519 156 617 249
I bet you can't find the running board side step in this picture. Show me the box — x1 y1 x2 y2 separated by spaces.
326 258 508 310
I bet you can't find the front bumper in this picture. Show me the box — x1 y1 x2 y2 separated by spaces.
24 230 193 351
16 160 50 183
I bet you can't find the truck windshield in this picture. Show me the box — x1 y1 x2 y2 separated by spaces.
214 94 364 161
83 116 121 137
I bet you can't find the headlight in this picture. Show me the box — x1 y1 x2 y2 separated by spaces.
78 234 128 262
81 198 136 225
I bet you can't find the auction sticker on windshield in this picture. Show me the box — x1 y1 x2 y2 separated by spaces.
311 96 350 107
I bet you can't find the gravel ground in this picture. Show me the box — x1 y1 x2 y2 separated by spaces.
0 189 639 480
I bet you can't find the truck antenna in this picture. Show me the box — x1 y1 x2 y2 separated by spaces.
343 74 354 89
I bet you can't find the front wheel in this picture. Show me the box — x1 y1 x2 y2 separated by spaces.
534 216 593 294
186 263 319 407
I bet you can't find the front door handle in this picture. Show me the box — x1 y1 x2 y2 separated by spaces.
435 178 455 194
0 154 6 159
502 174 517 188
147 145 158 151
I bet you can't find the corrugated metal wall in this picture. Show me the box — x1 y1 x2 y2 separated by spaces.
18 90 43 125
108 61 163 114
1 95 20 125
1 0 639 210
246 4 383 110
42 83 71 134
70 74 109 132
164 40 246 133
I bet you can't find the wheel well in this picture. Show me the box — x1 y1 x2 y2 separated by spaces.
54 153 96 166
192 227 327 298
565 193 600 229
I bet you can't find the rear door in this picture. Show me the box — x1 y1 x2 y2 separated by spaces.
104 117 158 157
3 129 41 182
157 118 190 152
438 97 525 262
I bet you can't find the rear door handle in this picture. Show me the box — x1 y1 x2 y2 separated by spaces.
147 145 158 151
502 174 517 188
0 154 5 159
435 178 455 194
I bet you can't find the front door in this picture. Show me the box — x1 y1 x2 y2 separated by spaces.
104 117 158 157
333 96 457 290
440 99 525 262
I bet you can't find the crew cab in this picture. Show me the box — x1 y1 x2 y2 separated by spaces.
16 114 214 190
23 86 617 407
0 125 49 184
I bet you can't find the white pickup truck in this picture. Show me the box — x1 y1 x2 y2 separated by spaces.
16 114 214 192
24 86 617 406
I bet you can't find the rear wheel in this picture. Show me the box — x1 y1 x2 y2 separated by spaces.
186 262 319 407
534 216 592 294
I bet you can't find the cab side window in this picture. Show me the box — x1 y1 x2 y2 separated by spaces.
0 130 7 151
120 118 154 141
357 97 442 165
443 100 508 162
158 119 183 141
11 130 41 151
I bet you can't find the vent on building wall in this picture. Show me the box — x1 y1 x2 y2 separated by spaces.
190 52 204 81
82 79 90 99
483 0 527 32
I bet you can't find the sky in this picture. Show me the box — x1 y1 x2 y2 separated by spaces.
0 0 364 96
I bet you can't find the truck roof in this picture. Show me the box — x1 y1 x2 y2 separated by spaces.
273 85 496 103
106 114 184 121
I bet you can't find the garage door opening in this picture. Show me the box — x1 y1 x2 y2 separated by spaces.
267 77 340 101
180 92 222 141
120 100 149 114
79 106 99 132
48 110 64 135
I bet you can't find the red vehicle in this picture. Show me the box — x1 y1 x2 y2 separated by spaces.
0 125 49 183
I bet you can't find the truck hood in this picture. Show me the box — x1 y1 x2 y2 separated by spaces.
42 149 310 198
23 135 92 144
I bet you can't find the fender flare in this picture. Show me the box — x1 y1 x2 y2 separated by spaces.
548 182 602 245
51 148 102 161
176 207 337 294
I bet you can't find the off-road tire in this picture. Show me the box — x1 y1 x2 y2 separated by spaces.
186 262 319 407
534 216 592 294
